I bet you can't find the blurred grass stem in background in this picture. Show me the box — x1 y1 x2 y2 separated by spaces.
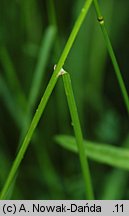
0 71 59 200
28 26 56 109
0 47 27 111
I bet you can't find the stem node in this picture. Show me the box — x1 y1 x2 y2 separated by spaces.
54 65 67 77
97 16 104 25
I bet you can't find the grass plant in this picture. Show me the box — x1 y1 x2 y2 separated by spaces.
62 71 94 199
0 0 94 200
94 0 129 114
0 0 128 200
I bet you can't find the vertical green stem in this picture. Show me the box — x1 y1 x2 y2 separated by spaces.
62 72 94 199
52 0 93 76
47 0 57 27
94 0 129 114
0 0 93 199
28 26 56 109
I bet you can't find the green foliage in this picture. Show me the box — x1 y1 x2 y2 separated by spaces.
94 0 129 114
62 72 94 199
0 0 93 200
0 0 128 200
55 135 129 171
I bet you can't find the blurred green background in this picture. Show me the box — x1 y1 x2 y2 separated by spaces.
0 0 129 199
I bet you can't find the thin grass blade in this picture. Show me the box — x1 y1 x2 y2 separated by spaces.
62 72 94 199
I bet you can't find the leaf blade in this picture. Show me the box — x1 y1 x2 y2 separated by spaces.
55 135 129 171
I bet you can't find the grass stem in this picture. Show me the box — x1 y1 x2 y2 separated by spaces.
94 0 129 114
62 72 94 199
0 0 93 199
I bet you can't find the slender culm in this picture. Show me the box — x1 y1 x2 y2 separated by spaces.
0 0 93 199
94 0 129 114
62 72 94 199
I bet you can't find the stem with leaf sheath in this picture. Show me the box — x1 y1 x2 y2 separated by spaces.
62 71 94 200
